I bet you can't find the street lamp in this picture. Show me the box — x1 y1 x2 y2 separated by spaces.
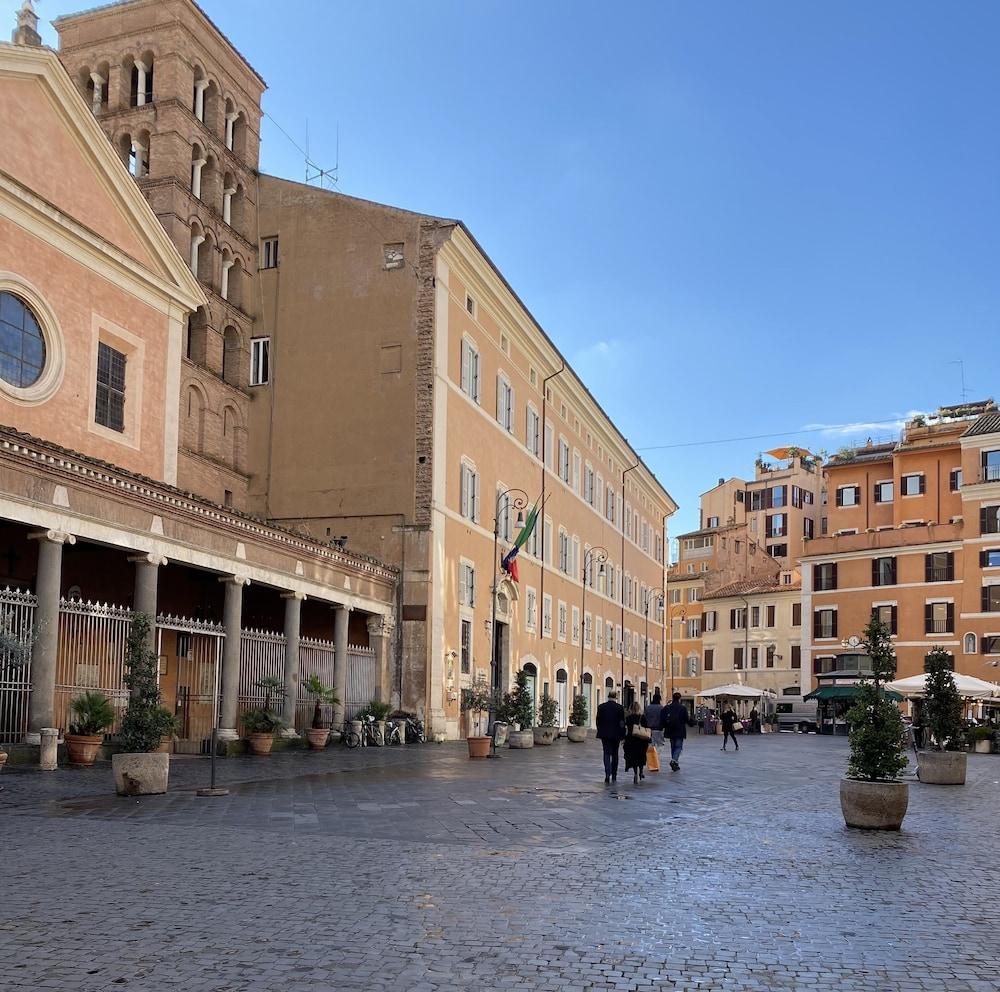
580 545 608 707
644 590 664 703
489 487 528 752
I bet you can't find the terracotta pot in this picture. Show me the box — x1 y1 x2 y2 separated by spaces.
155 737 172 754
305 728 330 750
840 778 909 830
533 726 557 746
975 739 992 754
65 733 103 768
917 750 968 785
508 729 534 749
467 735 492 759
566 725 587 743
112 752 170 796
248 732 275 756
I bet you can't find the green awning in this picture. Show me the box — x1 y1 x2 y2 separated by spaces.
804 685 903 702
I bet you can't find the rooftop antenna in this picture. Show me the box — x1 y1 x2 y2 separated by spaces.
949 360 969 403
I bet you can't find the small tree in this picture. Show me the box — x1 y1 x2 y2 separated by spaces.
499 668 534 729
302 674 338 730
461 677 494 737
242 675 287 735
845 615 907 781
69 691 116 736
923 649 964 751
537 692 558 727
570 694 588 727
119 614 176 753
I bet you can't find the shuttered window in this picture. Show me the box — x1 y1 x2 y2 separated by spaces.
982 586 1000 613
872 557 897 587
460 339 480 401
813 609 837 639
925 552 954 582
924 602 954 634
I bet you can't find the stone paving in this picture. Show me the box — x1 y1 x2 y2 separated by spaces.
2 733 999 991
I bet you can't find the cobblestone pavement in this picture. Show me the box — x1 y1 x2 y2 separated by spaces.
2 734 999 992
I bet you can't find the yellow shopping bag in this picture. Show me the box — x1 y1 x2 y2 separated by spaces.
646 744 660 772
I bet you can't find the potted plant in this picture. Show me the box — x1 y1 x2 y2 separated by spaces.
302 674 338 750
918 649 968 784
567 694 588 742
461 677 493 758
367 698 393 746
840 616 909 829
65 690 116 767
969 726 994 754
242 676 287 755
505 669 535 748
112 614 177 796
534 692 558 745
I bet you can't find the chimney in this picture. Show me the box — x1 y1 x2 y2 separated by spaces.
12 1 41 46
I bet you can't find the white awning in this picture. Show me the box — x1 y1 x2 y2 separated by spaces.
697 683 774 699
885 673 1000 699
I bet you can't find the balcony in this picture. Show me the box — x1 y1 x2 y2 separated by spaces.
803 520 962 558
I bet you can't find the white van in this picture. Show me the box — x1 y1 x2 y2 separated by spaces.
775 690 818 733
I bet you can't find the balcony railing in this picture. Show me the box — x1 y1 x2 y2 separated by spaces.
979 465 1000 484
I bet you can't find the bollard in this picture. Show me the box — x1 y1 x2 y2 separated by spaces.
39 728 59 771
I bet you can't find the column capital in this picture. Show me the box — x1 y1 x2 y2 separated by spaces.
219 574 250 587
225 110 239 122
281 590 306 601
333 604 353 614
129 552 167 567
28 530 75 546
193 157 207 168
90 71 106 85
224 185 237 196
194 78 210 92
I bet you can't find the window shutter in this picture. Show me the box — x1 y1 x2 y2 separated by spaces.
983 587 990 613
472 472 480 522
946 603 954 631
981 507 989 534
919 475 926 494
730 608 736 629
924 603 933 634
981 550 988 568
458 565 468 606
871 559 879 586
831 563 838 589
460 465 469 517
890 605 898 634
813 612 821 638
831 612 838 638
925 554 932 582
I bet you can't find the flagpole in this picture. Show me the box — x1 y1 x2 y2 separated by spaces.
490 486 529 757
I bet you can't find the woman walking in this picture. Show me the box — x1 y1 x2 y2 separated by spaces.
721 703 740 752
623 701 650 784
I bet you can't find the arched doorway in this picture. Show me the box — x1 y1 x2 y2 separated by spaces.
556 668 568 728
582 672 594 728
522 661 537 719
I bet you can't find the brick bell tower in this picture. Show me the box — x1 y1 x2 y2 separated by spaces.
55 0 266 510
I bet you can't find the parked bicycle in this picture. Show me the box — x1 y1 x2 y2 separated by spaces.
405 716 425 744
338 722 361 749
383 719 404 746
359 714 383 747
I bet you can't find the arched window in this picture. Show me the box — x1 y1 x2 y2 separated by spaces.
184 384 205 452
130 51 154 106
191 144 206 198
83 62 109 115
189 222 205 277
222 405 240 468
197 230 215 287
964 633 977 655
192 66 208 121
227 258 243 310
186 306 209 364
687 654 699 677
203 80 221 133
222 172 236 225
222 325 241 386
224 99 240 152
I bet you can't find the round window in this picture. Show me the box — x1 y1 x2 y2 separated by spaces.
0 291 46 388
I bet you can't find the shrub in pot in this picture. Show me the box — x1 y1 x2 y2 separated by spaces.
242 678 287 755
302 674 339 749
840 616 909 830
505 669 535 748
567 694 589 742
918 649 968 784
969 726 995 754
113 614 177 796
66 690 116 767
461 678 494 758
534 692 558 745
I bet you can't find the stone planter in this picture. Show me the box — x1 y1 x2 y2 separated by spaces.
305 727 330 750
65 733 103 768
840 778 909 830
533 726 557 746
974 739 993 754
917 750 968 785
350 720 363 741
566 725 587 743
508 729 534 749
248 732 275 756
467 735 491 759
112 752 170 796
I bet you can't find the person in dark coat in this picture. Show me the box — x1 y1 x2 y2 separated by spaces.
644 690 664 747
721 703 740 752
595 690 626 784
623 701 650 784
662 691 691 772
749 706 761 734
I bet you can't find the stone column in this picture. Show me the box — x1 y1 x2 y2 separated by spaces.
194 78 209 121
191 158 206 199
332 606 351 731
26 530 75 742
89 72 105 114
221 258 233 301
217 575 249 740
280 592 305 737
223 185 236 225
367 614 397 706
190 232 204 274
225 111 238 150
135 61 148 107
129 552 165 655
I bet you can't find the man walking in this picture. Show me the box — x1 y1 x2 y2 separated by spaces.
644 690 665 747
596 689 626 784
662 691 691 772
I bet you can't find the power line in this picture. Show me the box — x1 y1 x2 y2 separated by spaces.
635 417 911 452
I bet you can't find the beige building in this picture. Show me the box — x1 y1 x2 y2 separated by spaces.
251 179 677 737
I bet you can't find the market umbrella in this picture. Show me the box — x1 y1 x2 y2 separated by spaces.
885 673 1000 699
698 684 770 699
764 447 814 461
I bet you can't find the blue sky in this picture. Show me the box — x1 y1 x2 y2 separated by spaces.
17 0 1000 545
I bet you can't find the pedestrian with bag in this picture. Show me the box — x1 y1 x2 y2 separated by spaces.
721 703 741 752
623 701 651 784
644 690 665 747
595 689 626 784
662 691 691 772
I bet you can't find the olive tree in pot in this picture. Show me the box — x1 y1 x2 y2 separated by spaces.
302 674 338 750
840 616 909 830
242 676 287 755
504 669 535 749
567 694 589 742
918 649 967 784
533 692 558 745
462 677 494 758
113 614 177 796
66 691 116 767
